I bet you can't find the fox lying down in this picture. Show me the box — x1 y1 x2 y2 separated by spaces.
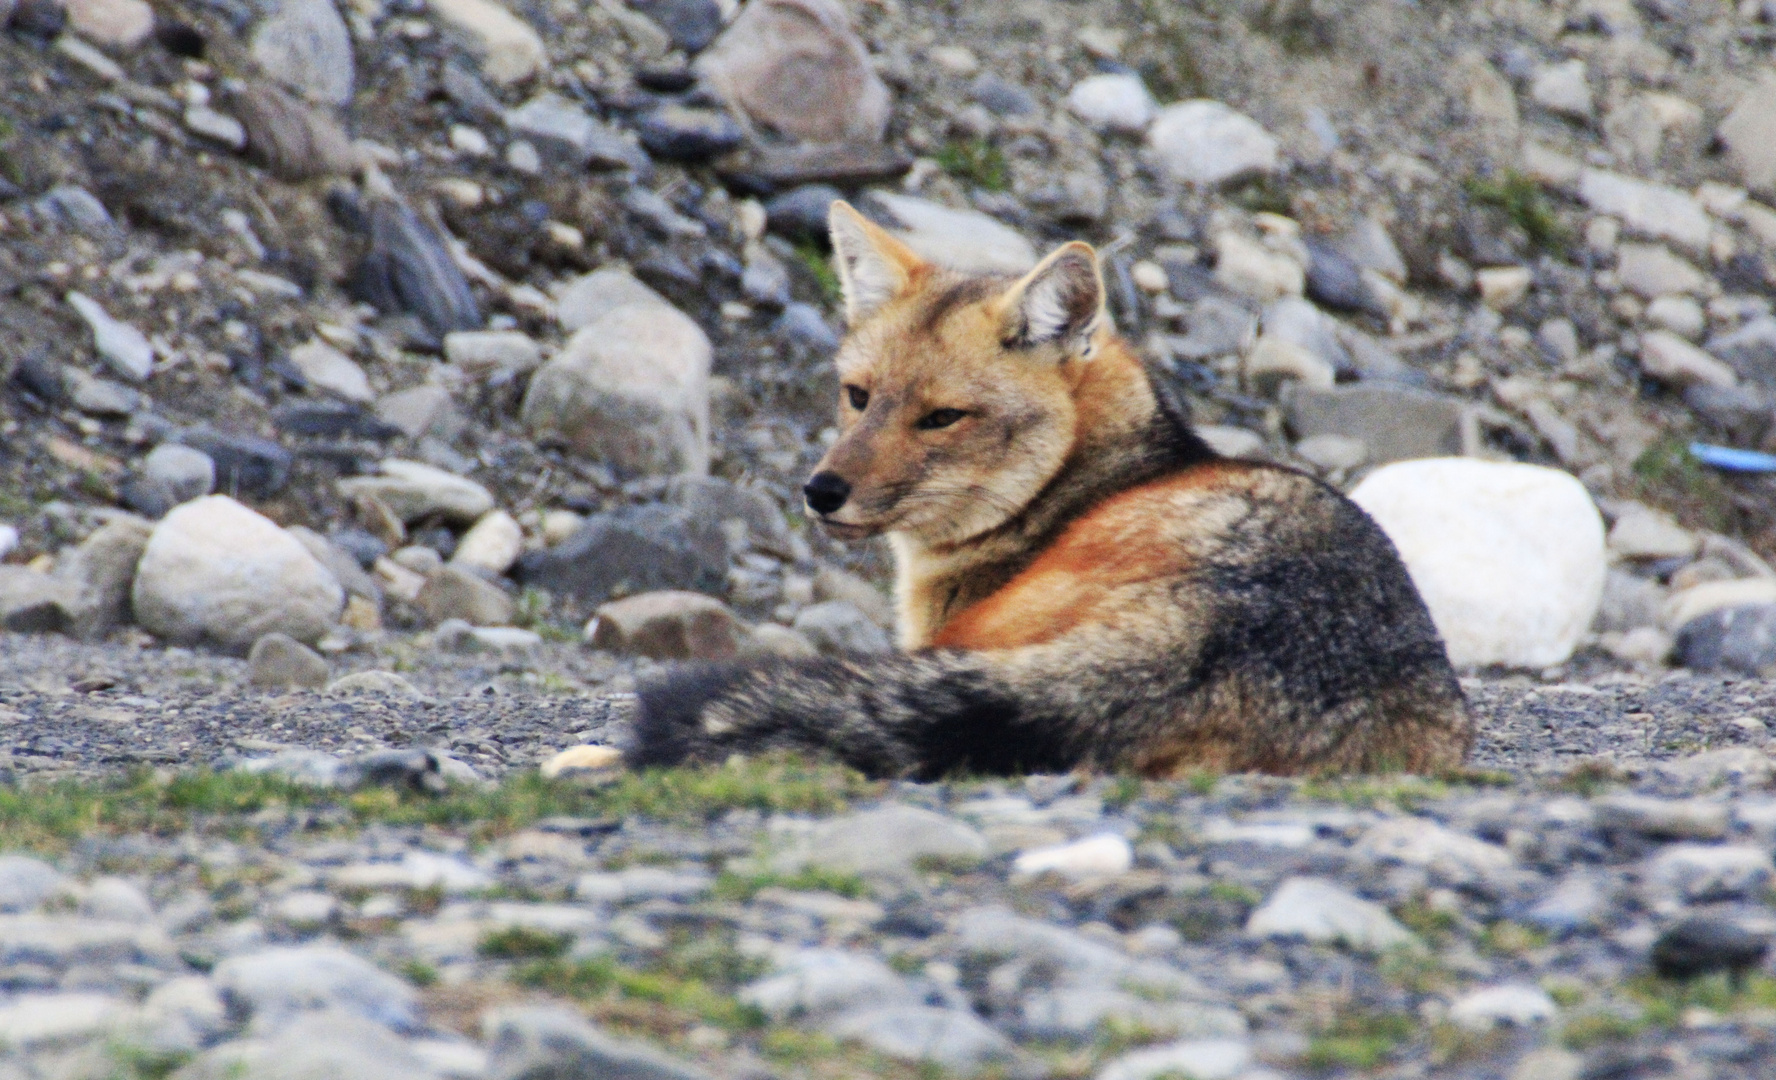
628 202 1472 779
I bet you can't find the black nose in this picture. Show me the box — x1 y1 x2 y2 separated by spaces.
803 472 851 515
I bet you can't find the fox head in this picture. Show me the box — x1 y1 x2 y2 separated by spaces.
802 201 1114 547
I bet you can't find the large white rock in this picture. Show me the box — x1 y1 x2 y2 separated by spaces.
66 292 153 382
1246 877 1417 953
287 339 372 403
250 0 354 106
337 460 495 525
1067 73 1156 134
1578 169 1712 250
862 192 1037 275
1146 100 1279 187
520 302 712 477
132 496 344 649
693 0 891 145
1349 458 1605 669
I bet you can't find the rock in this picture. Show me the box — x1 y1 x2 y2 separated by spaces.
66 292 152 382
813 567 895 629
1246 877 1418 953
1608 503 1697 560
248 632 329 689
1013 834 1133 880
183 104 247 148
1303 240 1370 313
443 330 542 380
742 246 793 307
337 460 495 525
63 0 152 47
428 0 545 84
1616 243 1707 299
434 621 541 663
1476 266 1533 311
0 526 15 561
553 268 671 333
288 339 372 403
359 198 481 339
0 857 66 913
213 945 418 1033
1578 169 1712 250
1262 297 1351 375
504 94 644 171
538 744 623 779
79 877 152 922
1146 100 1279 187
1096 1039 1251 1080
177 1011 437 1079
377 385 458 441
1244 338 1334 396
1593 794 1728 840
327 669 422 697
520 303 711 478
1448 985 1557 1031
231 748 355 787
636 104 745 161
1281 384 1467 464
288 527 379 603
179 429 294 498
1675 604 1776 676
137 444 216 514
516 504 726 604
1719 71 1776 196
1647 295 1706 339
1356 818 1512 887
133 496 344 650
1195 425 1265 458
1639 331 1738 389
667 476 796 557
694 0 891 146
629 0 723 52
751 623 818 657
574 867 711 904
332 850 489 893
741 949 921 1020
484 1005 717 1080
1067 73 1156 134
416 565 515 627
0 992 125 1050
1664 578 1776 630
1349 459 1605 669
1650 916 1771 981
1705 316 1776 388
860 192 1037 275
250 0 353 106
828 1006 1015 1073
793 600 891 655
451 510 523 575
56 514 153 638
0 569 78 635
141 976 228 1053
588 591 749 660
1645 844 1773 902
1213 232 1303 302
233 83 360 180
1168 295 1257 360
772 806 988 876
1530 60 1592 120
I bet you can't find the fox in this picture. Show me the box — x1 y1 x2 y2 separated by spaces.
624 201 1473 779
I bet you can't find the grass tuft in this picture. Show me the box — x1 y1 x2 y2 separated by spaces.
478 925 573 960
935 139 1008 191
713 866 868 902
1463 171 1570 255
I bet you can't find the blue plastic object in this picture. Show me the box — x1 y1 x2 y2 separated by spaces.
1688 442 1776 473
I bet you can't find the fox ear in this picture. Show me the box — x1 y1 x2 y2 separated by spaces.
828 201 924 325
1000 241 1105 358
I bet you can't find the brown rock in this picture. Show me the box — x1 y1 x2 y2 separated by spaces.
232 83 359 181
416 565 515 627
693 0 891 146
588 591 749 660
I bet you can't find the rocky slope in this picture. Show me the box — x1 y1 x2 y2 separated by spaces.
5 0 1776 1075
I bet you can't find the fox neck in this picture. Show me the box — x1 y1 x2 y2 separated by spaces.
889 338 1212 649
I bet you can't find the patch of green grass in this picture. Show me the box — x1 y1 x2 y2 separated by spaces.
1626 971 1776 1024
1132 0 1208 100
1230 175 1292 215
1478 919 1549 958
1183 771 1219 797
713 866 868 902
1560 1009 1648 1050
102 1045 192 1080
1378 944 1456 994
1463 170 1570 255
1303 1010 1417 1071
0 756 872 855
400 959 439 987
935 138 1008 192
478 925 573 960
1297 775 1447 810
1102 776 1143 811
1393 900 1458 940
1631 436 1738 536
1550 759 1624 798
794 239 842 305
516 954 767 1032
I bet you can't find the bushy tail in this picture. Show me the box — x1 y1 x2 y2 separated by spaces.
626 651 1084 780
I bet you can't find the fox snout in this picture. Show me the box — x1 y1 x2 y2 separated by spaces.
802 471 852 516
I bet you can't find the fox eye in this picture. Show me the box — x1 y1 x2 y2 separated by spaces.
916 408 968 431
845 385 869 410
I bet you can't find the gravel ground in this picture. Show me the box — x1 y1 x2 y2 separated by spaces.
2 631 1774 782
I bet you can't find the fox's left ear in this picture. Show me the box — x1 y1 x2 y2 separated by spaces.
999 241 1105 359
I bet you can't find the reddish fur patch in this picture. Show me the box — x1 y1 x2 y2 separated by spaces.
931 462 1251 650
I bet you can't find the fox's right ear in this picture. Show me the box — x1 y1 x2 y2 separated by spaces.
828 201 924 326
